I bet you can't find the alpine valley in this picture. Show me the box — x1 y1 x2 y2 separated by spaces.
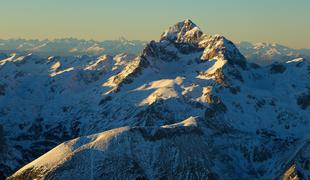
0 20 309 179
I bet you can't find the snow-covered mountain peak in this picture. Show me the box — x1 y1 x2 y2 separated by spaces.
103 21 249 95
144 21 245 65
155 21 246 70
160 19 204 45
200 35 247 68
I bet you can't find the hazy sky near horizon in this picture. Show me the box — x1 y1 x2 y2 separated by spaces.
0 0 309 48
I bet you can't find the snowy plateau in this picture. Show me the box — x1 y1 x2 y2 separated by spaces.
0 20 309 179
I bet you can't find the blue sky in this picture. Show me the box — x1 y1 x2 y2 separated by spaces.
0 0 309 48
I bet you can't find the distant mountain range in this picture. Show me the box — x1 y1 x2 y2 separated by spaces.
237 41 310 65
1 38 309 66
1 20 309 179
0 37 146 57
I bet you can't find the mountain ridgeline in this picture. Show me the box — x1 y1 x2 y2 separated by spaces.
0 20 309 179
1 37 309 66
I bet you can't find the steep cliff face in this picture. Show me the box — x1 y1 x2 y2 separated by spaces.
1 20 310 179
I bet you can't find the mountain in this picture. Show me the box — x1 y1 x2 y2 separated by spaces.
0 38 146 57
237 41 310 65
1 20 310 179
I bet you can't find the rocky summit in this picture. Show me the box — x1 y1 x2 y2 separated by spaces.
1 20 310 179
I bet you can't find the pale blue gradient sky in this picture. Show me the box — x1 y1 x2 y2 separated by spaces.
0 0 309 48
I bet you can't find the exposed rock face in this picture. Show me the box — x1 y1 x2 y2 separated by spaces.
297 90 310 110
160 19 204 45
200 35 247 71
1 20 310 179
283 165 300 180
281 138 310 180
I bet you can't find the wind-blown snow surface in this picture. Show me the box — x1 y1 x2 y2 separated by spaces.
1 20 310 179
